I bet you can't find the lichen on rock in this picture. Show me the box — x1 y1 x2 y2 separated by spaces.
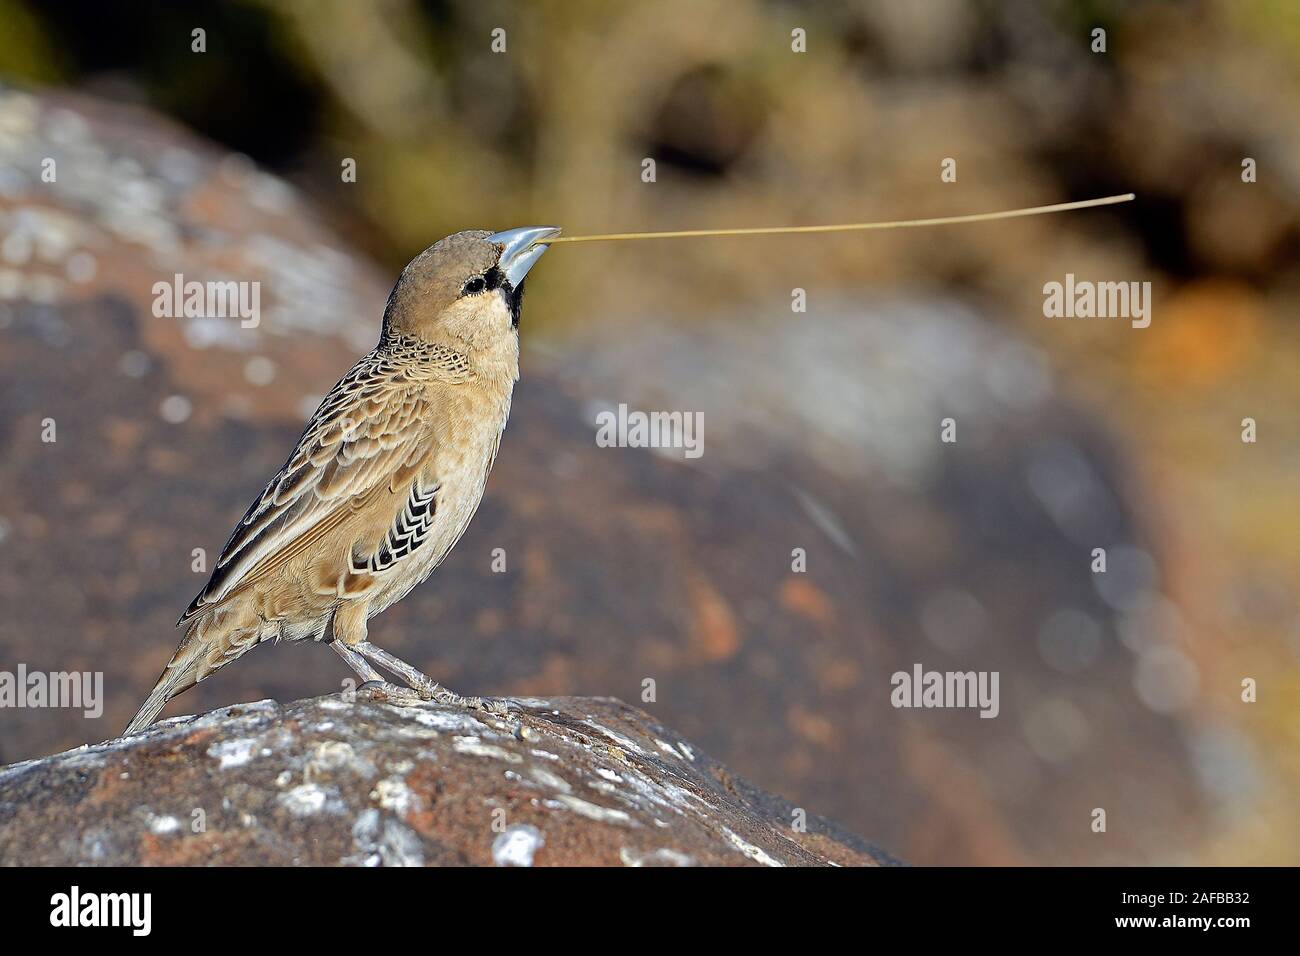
0 694 897 866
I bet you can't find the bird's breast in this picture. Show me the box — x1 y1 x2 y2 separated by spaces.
367 380 512 613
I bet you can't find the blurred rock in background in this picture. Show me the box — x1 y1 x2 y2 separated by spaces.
1 0 1297 864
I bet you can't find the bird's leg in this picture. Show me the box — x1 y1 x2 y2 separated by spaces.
331 640 383 683
331 604 426 705
352 641 459 702
353 641 506 713
330 640 424 705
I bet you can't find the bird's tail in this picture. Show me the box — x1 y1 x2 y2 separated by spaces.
124 609 260 736
124 625 207 736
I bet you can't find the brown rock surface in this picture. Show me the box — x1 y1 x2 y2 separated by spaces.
0 694 894 866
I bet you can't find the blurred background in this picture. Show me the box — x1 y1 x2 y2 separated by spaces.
0 0 1297 864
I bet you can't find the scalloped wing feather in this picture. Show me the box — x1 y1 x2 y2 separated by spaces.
179 359 436 625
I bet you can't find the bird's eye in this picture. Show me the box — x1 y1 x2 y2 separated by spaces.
462 275 487 296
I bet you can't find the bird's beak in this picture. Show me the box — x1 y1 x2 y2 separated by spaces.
487 225 561 288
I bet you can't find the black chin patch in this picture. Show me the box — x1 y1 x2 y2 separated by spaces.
504 279 525 328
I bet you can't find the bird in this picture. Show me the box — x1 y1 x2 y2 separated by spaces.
124 226 560 735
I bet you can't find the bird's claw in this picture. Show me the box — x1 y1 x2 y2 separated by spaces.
475 696 513 717
356 679 510 716
355 680 425 706
428 687 512 716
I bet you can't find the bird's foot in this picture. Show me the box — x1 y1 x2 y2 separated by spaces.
475 696 514 717
416 685 511 716
441 692 513 716
356 680 509 716
355 680 426 707
348 641 510 714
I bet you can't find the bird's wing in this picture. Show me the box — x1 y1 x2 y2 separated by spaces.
180 356 436 624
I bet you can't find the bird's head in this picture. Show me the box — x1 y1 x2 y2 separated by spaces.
380 226 560 355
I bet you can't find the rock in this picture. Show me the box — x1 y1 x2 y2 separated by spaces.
0 694 895 866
